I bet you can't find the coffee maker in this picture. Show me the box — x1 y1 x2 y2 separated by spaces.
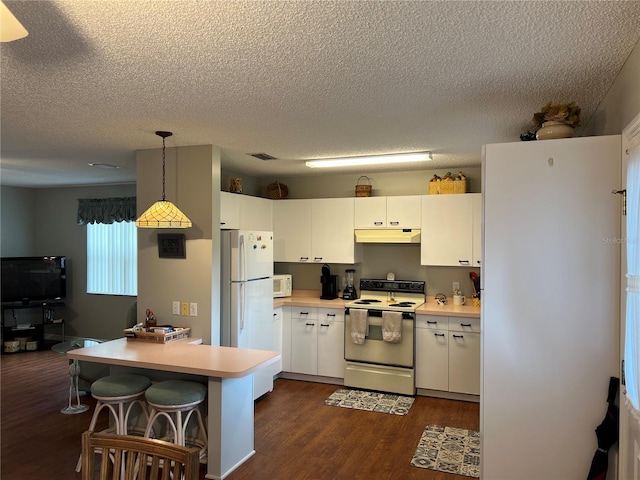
320 264 339 300
342 269 357 300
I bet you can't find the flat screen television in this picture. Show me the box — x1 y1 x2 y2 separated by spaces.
1 256 67 305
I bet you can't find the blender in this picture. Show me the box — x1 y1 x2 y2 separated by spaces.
342 269 357 300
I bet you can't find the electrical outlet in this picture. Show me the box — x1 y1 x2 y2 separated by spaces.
172 301 180 315
453 282 460 293
189 302 197 317
180 302 189 316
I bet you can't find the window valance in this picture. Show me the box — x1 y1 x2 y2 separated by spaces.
77 197 136 225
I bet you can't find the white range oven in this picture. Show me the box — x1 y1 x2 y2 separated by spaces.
343 278 425 396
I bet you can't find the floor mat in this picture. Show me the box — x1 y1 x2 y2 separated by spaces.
410 425 480 477
323 388 414 415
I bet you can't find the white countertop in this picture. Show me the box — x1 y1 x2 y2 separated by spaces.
67 337 281 378
274 290 480 319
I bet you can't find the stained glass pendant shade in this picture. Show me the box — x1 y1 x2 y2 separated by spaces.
135 131 192 228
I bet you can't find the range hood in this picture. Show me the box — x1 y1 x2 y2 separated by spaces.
354 229 421 244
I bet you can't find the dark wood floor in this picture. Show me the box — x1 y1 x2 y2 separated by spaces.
1 349 479 480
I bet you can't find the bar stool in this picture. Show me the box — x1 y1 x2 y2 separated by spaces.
143 380 208 460
75 373 152 472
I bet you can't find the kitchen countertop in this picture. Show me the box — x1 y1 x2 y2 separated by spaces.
274 291 480 318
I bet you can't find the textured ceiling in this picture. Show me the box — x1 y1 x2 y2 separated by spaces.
1 0 640 187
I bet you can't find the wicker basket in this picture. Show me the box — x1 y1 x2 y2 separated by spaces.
123 327 191 343
355 176 372 197
266 181 289 199
428 179 467 195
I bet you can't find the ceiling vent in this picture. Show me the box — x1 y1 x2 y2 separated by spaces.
250 153 277 160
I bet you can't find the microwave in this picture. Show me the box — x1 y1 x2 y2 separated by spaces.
273 274 292 298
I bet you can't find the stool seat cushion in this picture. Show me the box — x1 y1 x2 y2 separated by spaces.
145 380 206 406
91 374 151 398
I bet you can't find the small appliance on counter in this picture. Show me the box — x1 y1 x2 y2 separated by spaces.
342 269 357 300
320 264 339 300
273 274 292 298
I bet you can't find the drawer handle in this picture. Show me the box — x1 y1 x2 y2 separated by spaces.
435 333 446 337
300 257 309 261
305 323 315 327
460 323 472 328
374 221 383 225
300 312 309 316
320 323 330 327
327 313 335 317
452 334 464 338
426 321 437 324
314 257 323 261
389 221 399 225
458 260 470 265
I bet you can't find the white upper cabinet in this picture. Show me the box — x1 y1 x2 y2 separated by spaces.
311 198 361 264
355 196 421 229
220 191 241 229
240 195 273 231
471 193 482 266
421 194 480 266
273 199 313 262
219 192 273 231
274 198 361 263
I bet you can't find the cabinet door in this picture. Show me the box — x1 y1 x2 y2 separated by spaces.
220 191 241 229
240 195 273 231
311 198 359 264
317 309 344 378
387 195 421 228
281 307 291 372
471 193 482 266
290 317 317 375
448 331 480 395
415 327 449 391
272 307 283 374
354 197 387 228
421 194 474 266
273 200 313 262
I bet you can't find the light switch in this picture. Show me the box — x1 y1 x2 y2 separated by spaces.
189 303 197 317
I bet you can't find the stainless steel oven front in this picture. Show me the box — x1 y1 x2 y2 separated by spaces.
343 308 415 395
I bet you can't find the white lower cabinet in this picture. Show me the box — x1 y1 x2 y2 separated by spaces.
416 315 480 395
273 306 283 374
288 307 344 379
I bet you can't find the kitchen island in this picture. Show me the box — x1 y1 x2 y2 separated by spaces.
67 337 280 480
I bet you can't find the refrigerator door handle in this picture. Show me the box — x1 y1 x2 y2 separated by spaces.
239 233 247 282
239 282 246 330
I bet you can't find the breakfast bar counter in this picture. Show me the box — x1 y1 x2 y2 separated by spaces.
67 337 281 480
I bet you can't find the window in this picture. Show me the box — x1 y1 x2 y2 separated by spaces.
625 128 640 413
86 221 137 296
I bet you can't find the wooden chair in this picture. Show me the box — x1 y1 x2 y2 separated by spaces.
81 430 200 480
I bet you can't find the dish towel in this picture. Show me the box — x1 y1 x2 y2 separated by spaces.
382 311 403 343
350 308 369 344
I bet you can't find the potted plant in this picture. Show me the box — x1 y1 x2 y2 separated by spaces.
532 101 581 140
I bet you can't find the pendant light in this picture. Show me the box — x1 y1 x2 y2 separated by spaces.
135 131 192 228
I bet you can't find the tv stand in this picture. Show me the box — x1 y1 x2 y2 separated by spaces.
1 302 65 352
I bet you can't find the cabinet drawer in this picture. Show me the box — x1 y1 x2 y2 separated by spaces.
448 317 480 333
291 307 318 320
318 308 344 323
416 315 448 330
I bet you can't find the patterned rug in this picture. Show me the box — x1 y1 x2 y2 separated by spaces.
410 425 480 477
323 388 414 415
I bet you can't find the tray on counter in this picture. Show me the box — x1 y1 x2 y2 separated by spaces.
123 327 191 343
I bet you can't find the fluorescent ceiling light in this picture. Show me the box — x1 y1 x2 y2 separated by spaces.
305 151 432 168
1 1 28 43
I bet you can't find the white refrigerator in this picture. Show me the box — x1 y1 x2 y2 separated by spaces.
221 230 278 400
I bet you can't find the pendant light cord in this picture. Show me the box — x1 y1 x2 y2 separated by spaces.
156 131 172 202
